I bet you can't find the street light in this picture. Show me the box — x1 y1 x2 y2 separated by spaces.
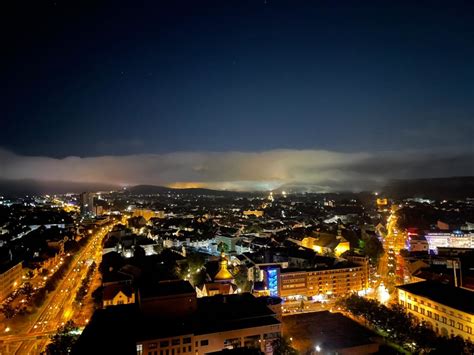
315 345 321 352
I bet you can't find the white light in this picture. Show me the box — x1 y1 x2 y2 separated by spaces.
315 345 321 352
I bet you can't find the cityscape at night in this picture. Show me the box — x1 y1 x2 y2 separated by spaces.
1 1 474 354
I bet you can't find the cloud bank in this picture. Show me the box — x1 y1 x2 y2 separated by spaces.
0 148 473 191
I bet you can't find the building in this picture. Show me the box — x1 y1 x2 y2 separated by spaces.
0 261 23 302
103 284 136 307
74 282 281 355
288 232 350 257
79 192 95 215
397 281 474 342
243 210 264 218
424 231 474 253
196 253 239 298
277 263 368 300
408 235 429 252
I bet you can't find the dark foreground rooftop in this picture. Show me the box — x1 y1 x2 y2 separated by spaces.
282 311 380 353
73 293 279 354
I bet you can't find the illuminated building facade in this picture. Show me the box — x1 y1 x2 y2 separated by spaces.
278 264 368 300
265 268 279 297
0 261 23 302
424 231 474 253
243 210 264 217
397 281 474 342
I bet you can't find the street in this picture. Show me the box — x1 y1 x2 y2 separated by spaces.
0 223 115 355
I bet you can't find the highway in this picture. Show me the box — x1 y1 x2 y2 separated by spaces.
0 223 116 355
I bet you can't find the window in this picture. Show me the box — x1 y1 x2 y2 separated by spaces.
442 317 447 324
414 305 418 312
149 343 157 349
183 338 191 344
172 339 180 346
449 319 455 327
137 344 143 355
467 326 472 334
160 341 169 347
407 303 412 310
427 311 432 318
420 308 425 315
200 340 209 346
435 314 439 321
188 346 191 352
458 323 463 331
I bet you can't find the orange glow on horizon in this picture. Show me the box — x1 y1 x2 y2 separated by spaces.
167 182 207 189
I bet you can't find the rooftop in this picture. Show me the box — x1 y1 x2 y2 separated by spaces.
397 281 474 314
74 293 279 354
140 279 195 299
282 311 379 353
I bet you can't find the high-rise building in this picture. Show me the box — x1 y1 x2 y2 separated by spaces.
79 192 95 215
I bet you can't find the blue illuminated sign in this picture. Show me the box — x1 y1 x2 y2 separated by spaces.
266 268 279 297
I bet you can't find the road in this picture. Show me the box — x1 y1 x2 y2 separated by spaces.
374 208 408 303
0 223 115 355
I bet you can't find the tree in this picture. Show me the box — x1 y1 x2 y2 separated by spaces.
234 266 252 292
91 286 103 308
45 320 80 355
272 336 298 355
362 235 384 262
1 304 15 319
217 241 229 254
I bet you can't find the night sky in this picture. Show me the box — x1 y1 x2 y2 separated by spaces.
1 1 473 190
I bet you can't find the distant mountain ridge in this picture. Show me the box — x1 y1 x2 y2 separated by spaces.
1 177 473 199
382 176 474 200
127 185 256 197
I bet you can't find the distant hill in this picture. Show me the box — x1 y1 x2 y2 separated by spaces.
2 177 473 199
0 179 119 196
382 177 474 200
127 184 257 197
